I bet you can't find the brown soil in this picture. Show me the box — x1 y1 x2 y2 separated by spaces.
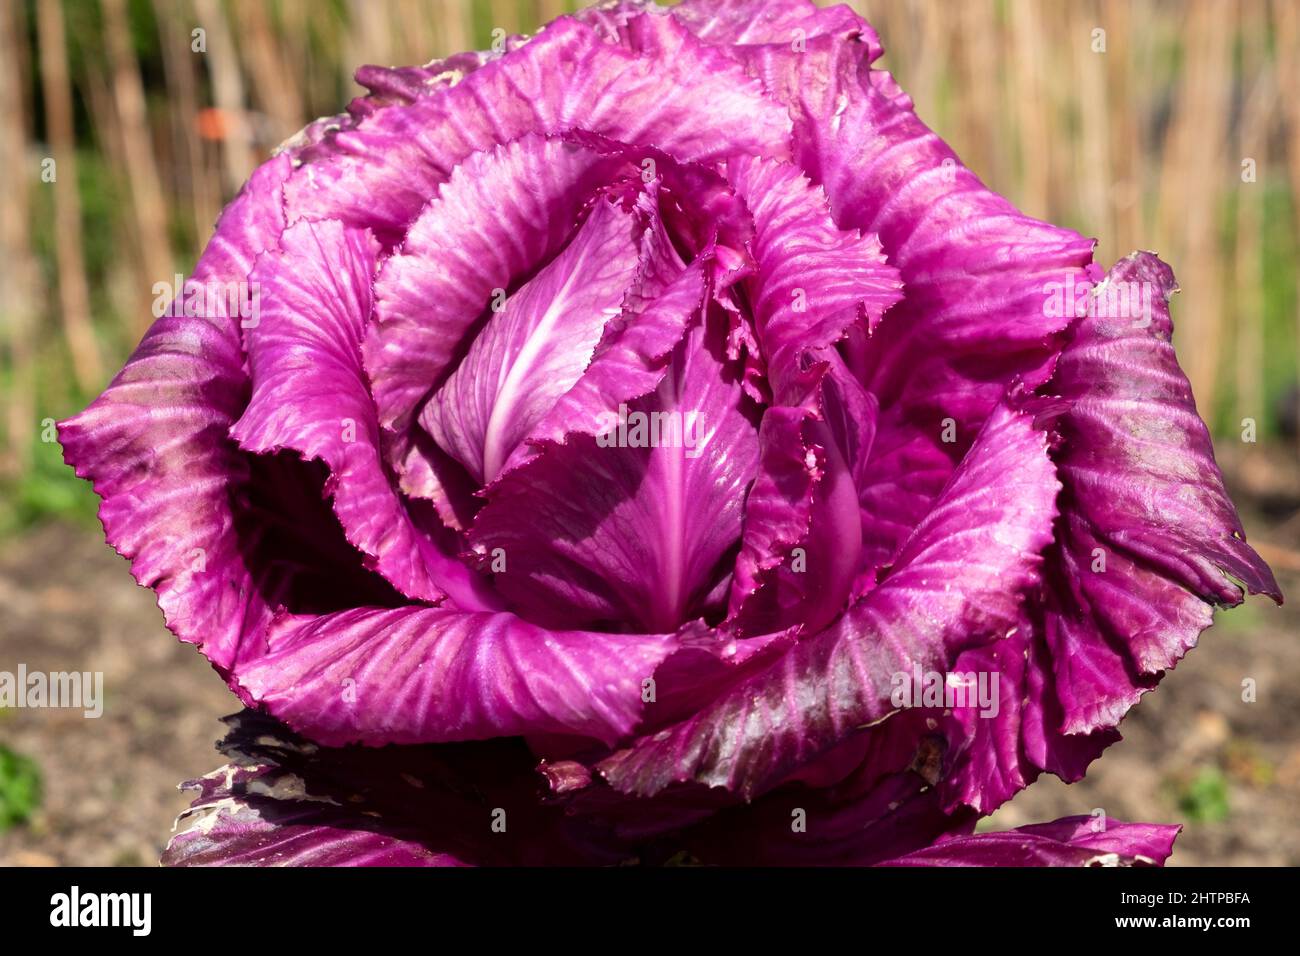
0 522 237 866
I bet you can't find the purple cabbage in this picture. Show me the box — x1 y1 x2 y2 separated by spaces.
60 0 1280 867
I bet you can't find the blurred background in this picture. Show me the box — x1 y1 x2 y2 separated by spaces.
0 0 1296 865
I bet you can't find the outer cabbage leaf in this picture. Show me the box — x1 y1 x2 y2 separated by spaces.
283 14 791 239
58 158 294 680
880 816 1180 867
668 0 877 52
164 711 620 867
235 606 680 747
1041 253 1281 734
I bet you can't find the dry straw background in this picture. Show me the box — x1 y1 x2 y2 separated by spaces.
0 0 1298 866
2 0 1299 486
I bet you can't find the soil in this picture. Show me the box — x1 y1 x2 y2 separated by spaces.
1 447 1297 866
0 522 237 867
